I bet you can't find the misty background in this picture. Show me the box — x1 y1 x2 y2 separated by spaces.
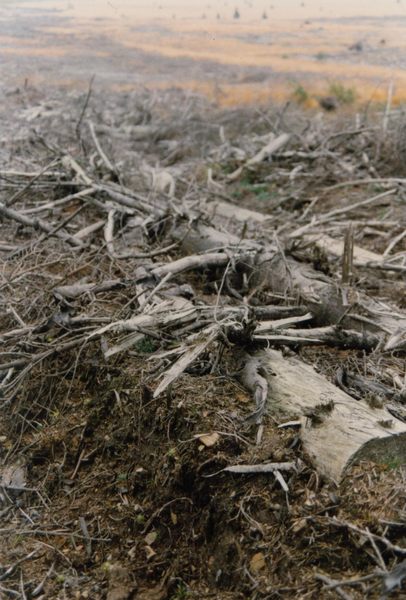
11 0 406 20
1 0 406 107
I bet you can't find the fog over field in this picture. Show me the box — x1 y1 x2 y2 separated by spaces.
12 0 406 20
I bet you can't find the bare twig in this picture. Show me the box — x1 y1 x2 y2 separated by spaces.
88 120 116 174
0 201 84 248
76 74 95 139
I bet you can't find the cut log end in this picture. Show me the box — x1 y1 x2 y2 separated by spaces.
345 433 406 473
301 420 406 483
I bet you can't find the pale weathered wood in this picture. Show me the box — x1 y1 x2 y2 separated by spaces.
206 199 271 224
304 233 384 267
304 233 406 273
153 325 219 398
227 133 291 181
151 252 230 279
254 349 406 481
170 221 406 348
90 297 196 339
223 462 296 474
0 201 84 248
253 325 380 350
258 252 406 346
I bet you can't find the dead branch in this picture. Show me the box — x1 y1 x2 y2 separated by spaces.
0 201 84 248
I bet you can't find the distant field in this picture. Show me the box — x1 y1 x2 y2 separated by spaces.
2 1 406 106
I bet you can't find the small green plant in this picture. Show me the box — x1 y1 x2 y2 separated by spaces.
221 162 237 174
135 336 158 354
101 562 112 574
292 84 309 104
232 181 269 201
315 51 328 60
251 184 269 200
170 582 190 600
13 535 24 546
167 447 178 459
329 82 357 104
239 172 257 185
136 514 146 525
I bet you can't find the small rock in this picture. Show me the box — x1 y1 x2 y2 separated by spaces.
0 462 27 495
196 432 220 447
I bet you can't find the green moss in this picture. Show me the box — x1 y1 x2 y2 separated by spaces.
221 163 237 174
232 179 270 200
385 458 403 470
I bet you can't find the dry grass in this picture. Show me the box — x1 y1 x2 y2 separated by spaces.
5 6 406 107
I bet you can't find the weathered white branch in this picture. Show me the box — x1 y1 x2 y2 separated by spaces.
0 201 84 248
223 462 296 474
151 252 230 279
153 325 219 398
305 233 406 272
228 133 291 181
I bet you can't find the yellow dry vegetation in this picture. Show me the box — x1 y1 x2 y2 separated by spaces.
7 6 406 107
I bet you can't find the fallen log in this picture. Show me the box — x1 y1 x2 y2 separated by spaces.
159 213 406 479
169 221 406 350
258 251 406 348
303 233 406 272
242 350 406 482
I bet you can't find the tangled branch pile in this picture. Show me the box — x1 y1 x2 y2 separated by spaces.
0 85 405 598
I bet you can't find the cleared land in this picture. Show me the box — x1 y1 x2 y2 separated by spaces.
2 2 406 106
0 3 405 600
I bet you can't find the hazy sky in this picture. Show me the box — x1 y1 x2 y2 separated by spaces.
16 0 406 20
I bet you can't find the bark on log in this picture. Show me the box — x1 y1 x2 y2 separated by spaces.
244 350 406 482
